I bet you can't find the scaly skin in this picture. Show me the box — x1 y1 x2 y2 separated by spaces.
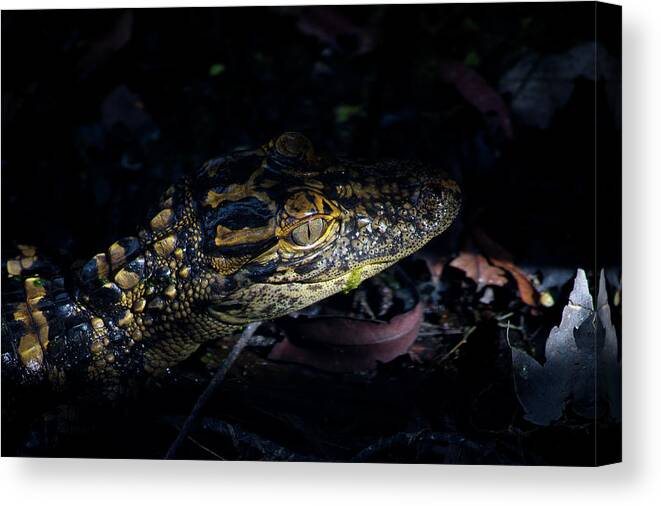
2 133 461 398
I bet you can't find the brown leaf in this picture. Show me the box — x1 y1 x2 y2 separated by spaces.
414 251 446 283
449 252 508 290
297 7 374 55
471 226 513 263
470 226 538 306
76 10 134 78
101 85 154 133
269 302 423 373
491 258 538 307
440 61 513 138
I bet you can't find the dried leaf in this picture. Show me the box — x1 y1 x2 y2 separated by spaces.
440 61 513 138
471 227 538 306
414 250 446 283
101 85 156 135
76 10 134 78
499 42 621 129
449 252 507 291
491 258 538 306
297 7 374 55
510 269 621 425
597 270 622 422
269 302 423 372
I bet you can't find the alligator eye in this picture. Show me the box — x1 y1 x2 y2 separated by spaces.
275 132 313 159
291 218 326 246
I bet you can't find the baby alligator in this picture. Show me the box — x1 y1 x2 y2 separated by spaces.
2 133 460 397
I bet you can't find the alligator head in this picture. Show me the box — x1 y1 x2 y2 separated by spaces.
191 132 461 324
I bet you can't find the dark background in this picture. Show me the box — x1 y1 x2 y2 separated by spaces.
2 3 621 268
2 3 621 464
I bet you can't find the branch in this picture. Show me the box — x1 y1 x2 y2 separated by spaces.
164 321 262 459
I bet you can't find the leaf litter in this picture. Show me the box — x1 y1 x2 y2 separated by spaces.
509 269 621 426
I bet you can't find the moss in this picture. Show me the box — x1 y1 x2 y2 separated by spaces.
342 266 364 294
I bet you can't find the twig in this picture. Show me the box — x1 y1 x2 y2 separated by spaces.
200 417 311 461
434 325 476 363
495 311 515 321
352 430 526 465
170 423 226 460
164 321 262 459
352 430 482 462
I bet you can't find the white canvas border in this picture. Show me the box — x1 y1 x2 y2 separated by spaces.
1 0 659 505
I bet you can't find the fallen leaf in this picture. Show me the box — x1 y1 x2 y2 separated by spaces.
449 252 508 291
297 7 374 55
440 61 513 138
597 270 621 422
414 250 447 284
269 302 423 373
101 85 156 135
76 10 134 78
472 227 538 306
499 42 621 129
510 269 621 426
491 258 538 307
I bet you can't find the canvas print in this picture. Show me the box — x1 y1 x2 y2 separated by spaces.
1 2 621 465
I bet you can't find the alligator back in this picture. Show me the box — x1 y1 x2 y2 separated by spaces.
2 246 92 388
